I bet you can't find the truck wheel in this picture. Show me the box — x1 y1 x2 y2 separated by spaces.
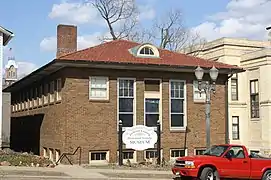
262 170 271 180
199 167 214 180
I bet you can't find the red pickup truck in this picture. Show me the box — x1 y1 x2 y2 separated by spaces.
172 144 271 180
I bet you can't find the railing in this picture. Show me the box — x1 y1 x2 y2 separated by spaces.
55 146 82 165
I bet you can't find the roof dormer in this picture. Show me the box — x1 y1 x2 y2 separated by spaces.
129 43 160 58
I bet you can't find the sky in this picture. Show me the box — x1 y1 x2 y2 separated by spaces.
1 0 271 78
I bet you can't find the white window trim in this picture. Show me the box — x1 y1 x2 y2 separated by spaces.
170 148 188 160
89 76 109 100
143 78 162 131
56 78 62 101
194 148 206 155
55 149 60 162
144 149 163 160
117 150 137 164
89 151 109 165
169 79 187 131
136 44 160 57
38 85 43 106
49 81 55 103
117 77 136 131
193 80 206 102
44 83 49 105
43 147 48 158
49 148 54 161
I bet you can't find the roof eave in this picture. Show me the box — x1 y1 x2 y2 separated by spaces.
0 26 15 46
3 59 245 92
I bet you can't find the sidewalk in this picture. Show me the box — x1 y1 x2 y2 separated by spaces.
0 165 174 179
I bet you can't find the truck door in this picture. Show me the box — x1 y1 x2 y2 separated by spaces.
223 146 250 179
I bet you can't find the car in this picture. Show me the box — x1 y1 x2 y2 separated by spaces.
172 144 271 180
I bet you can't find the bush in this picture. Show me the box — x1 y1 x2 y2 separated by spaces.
0 149 53 167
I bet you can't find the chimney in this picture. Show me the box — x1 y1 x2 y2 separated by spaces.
56 24 77 58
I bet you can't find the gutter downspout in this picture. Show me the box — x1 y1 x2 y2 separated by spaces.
225 74 233 144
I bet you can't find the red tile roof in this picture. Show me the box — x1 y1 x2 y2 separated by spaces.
57 39 241 70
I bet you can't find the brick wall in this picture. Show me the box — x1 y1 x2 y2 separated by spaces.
10 67 227 164
60 67 227 164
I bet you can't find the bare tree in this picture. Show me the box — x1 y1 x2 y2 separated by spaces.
91 0 139 41
145 9 206 53
91 1 206 54
179 32 207 57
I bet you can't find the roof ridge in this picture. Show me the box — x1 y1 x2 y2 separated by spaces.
57 39 139 59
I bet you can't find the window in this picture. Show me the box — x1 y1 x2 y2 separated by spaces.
55 149 60 162
49 81 55 103
34 88 38 107
25 92 29 109
170 80 186 130
195 149 206 155
139 47 154 55
89 76 108 100
91 152 107 161
18 94 21 111
145 98 159 127
193 81 206 101
21 92 25 110
29 89 33 108
43 147 48 158
123 151 134 160
118 78 135 127
145 150 157 159
38 85 43 106
56 78 62 101
44 83 49 104
170 149 186 158
49 148 54 161
228 146 245 158
231 74 238 101
250 80 259 118
232 116 240 140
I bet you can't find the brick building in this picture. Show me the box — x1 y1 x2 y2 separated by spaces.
3 24 243 165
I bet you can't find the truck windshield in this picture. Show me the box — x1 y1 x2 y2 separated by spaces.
202 145 229 157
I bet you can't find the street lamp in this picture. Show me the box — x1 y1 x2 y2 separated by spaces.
194 65 219 149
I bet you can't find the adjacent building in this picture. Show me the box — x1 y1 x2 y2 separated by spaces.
184 37 271 155
0 26 14 148
3 25 243 164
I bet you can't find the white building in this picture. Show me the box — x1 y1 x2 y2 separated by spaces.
0 26 14 148
184 37 271 155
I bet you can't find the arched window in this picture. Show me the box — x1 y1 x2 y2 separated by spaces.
139 47 154 55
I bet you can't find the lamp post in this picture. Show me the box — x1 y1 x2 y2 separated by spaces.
194 65 219 149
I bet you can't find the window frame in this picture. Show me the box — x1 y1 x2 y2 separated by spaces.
169 79 187 131
56 78 62 101
232 116 240 140
89 151 109 164
44 83 49 105
117 77 136 130
170 149 187 159
38 85 43 106
144 149 163 161
250 79 259 119
89 76 109 100
49 81 55 103
144 98 160 128
194 148 206 155
231 73 238 101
